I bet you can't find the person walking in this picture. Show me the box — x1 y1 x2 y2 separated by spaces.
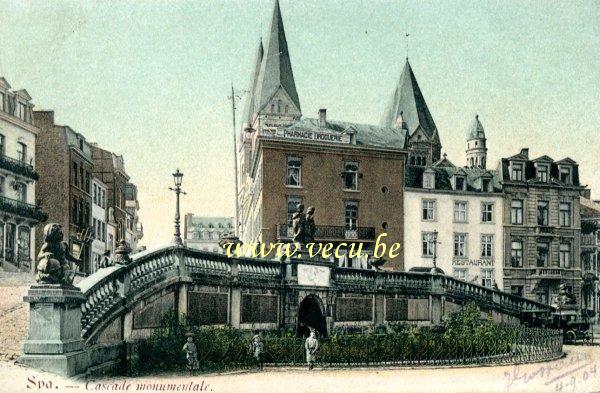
251 331 265 371
305 330 319 370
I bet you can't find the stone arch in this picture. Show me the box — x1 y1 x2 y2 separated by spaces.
297 294 327 338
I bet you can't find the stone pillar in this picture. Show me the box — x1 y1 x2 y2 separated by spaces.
429 295 443 325
374 293 385 325
19 285 89 377
230 287 241 328
178 283 189 317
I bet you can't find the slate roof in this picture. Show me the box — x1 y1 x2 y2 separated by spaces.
499 150 581 186
467 115 486 140
380 59 437 137
405 165 502 192
242 39 264 127
283 118 408 150
253 0 301 114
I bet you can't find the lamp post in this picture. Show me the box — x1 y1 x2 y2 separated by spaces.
431 230 439 274
169 169 185 245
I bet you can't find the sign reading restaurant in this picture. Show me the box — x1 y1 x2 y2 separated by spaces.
263 127 351 144
452 259 494 267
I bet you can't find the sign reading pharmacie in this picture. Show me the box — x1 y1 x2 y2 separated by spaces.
264 126 351 144
452 259 494 267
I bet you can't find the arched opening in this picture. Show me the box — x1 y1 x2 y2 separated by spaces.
297 295 327 338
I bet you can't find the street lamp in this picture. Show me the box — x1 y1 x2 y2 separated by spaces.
169 169 186 245
431 230 440 274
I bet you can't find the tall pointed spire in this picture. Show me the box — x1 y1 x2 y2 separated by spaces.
254 0 301 114
242 39 264 128
381 59 436 137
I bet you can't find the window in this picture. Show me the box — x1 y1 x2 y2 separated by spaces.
0 134 4 155
511 241 523 267
17 143 27 162
422 232 436 257
93 219 97 239
481 178 492 192
454 233 467 258
453 268 467 281
559 202 571 227
0 176 4 195
559 166 572 184
17 226 30 263
345 201 358 230
559 243 571 268
85 172 91 193
0 92 4 111
16 182 27 202
511 200 523 225
537 201 549 226
422 200 436 221
454 201 468 222
536 165 548 182
511 163 523 181
343 161 358 190
454 176 466 190
72 163 78 186
481 235 494 258
481 202 494 223
79 167 84 189
511 285 524 297
481 269 494 288
286 156 301 186
423 171 435 189
286 196 303 227
18 102 27 121
537 242 549 267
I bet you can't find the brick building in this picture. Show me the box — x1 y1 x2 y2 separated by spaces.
90 144 129 244
34 110 94 273
0 77 45 271
500 148 585 310
237 0 408 269
580 196 600 318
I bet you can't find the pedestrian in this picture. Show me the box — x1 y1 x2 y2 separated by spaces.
251 331 265 370
182 336 199 375
305 329 319 370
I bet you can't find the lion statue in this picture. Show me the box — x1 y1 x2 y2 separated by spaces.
36 223 81 285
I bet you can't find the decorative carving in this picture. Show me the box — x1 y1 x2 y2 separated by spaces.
113 240 132 265
98 249 112 269
292 204 316 247
35 223 81 285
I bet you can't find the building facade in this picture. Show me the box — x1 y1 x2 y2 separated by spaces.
91 177 108 273
237 0 408 270
580 196 600 319
500 148 585 309
184 215 233 253
34 110 94 274
0 77 45 271
90 144 129 244
404 160 505 288
124 183 143 252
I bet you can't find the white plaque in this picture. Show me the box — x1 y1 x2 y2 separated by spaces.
297 264 331 287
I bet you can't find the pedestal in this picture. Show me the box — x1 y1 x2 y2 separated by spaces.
18 284 89 377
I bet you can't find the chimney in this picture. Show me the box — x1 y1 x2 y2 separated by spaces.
520 148 529 158
32 110 55 128
318 109 327 127
582 189 591 199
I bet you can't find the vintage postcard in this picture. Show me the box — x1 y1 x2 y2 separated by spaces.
0 1 599 392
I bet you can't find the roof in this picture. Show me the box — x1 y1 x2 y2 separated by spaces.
432 154 455 168
405 165 501 192
284 117 408 150
532 155 554 163
253 0 300 114
187 216 234 230
63 126 92 160
467 115 485 140
380 59 437 137
581 197 600 219
242 39 264 127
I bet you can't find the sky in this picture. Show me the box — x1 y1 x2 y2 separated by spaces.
0 0 599 248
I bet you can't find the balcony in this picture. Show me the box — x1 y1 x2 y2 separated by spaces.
0 195 47 222
531 268 564 279
276 224 376 242
0 154 39 180
536 226 555 235
581 234 597 247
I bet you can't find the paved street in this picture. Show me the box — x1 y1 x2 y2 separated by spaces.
0 273 32 362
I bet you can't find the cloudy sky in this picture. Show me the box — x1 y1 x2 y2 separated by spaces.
1 0 598 247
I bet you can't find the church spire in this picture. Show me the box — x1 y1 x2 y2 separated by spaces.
254 0 301 115
242 39 264 129
381 59 437 138
466 114 488 169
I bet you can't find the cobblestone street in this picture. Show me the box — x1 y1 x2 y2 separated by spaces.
0 273 33 361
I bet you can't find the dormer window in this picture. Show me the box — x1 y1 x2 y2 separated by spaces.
18 102 27 121
423 170 435 189
510 162 523 181
481 178 492 192
559 166 572 184
454 175 466 191
536 164 548 182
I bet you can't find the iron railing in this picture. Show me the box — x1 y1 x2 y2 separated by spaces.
0 153 39 180
276 224 376 241
0 195 47 222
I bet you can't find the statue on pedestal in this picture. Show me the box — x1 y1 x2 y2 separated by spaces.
35 223 81 286
292 204 317 248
